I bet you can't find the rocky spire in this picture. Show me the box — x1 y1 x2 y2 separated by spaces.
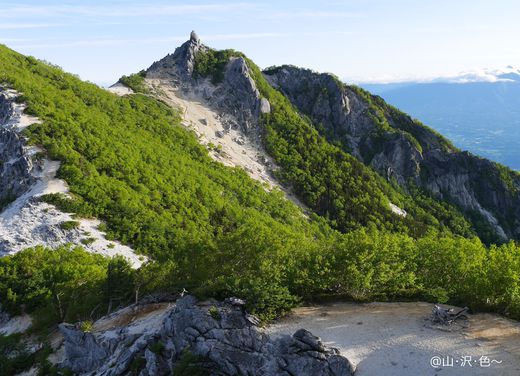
147 31 206 79
190 30 200 44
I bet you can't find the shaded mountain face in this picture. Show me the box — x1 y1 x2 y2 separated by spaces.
145 39 520 242
363 81 520 171
0 93 36 207
263 66 520 241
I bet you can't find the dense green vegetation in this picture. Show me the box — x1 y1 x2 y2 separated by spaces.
192 49 238 84
240 55 475 238
0 246 134 329
0 41 519 342
1 232 520 327
119 70 148 93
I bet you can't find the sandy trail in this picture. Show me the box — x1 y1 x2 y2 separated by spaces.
267 302 520 376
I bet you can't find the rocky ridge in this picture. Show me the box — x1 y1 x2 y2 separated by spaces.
141 34 520 238
263 66 520 241
58 295 354 376
55 32 518 244
0 90 38 207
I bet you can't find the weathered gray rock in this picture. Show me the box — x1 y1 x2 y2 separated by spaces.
59 296 354 375
146 35 266 141
147 32 207 81
60 324 109 373
209 57 264 135
190 30 200 44
0 304 9 325
263 65 520 241
0 92 36 207
260 98 271 114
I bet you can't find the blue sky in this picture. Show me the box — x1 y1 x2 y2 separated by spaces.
1 0 519 86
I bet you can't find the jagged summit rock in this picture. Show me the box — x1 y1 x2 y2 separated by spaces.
146 36 268 137
147 32 206 80
190 30 200 44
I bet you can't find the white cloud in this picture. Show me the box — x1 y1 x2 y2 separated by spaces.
9 32 287 49
261 10 362 20
0 3 260 18
347 66 520 84
0 23 63 29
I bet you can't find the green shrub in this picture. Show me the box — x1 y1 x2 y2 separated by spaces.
0 334 33 375
80 320 93 333
81 237 96 245
193 49 241 84
0 246 135 326
59 220 80 231
119 70 148 93
149 341 165 354
129 356 146 376
208 306 220 320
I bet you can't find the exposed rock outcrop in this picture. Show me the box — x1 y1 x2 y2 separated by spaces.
59 296 354 375
264 66 520 241
143 33 292 200
146 34 266 139
147 32 208 82
210 57 264 135
0 91 37 207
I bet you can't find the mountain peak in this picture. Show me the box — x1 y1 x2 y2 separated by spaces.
190 30 200 44
147 31 206 79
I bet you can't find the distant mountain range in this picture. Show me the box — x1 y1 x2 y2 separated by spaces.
361 67 520 170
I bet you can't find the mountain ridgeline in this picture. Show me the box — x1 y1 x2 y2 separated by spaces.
145 33 519 244
363 74 520 171
0 32 520 362
263 66 520 243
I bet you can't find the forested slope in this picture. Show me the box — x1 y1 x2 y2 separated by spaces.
0 39 519 346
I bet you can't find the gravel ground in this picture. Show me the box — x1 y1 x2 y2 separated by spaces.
267 302 520 376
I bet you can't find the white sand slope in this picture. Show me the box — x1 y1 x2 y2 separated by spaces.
145 78 307 210
107 82 134 96
268 302 520 376
148 79 281 187
0 91 144 267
